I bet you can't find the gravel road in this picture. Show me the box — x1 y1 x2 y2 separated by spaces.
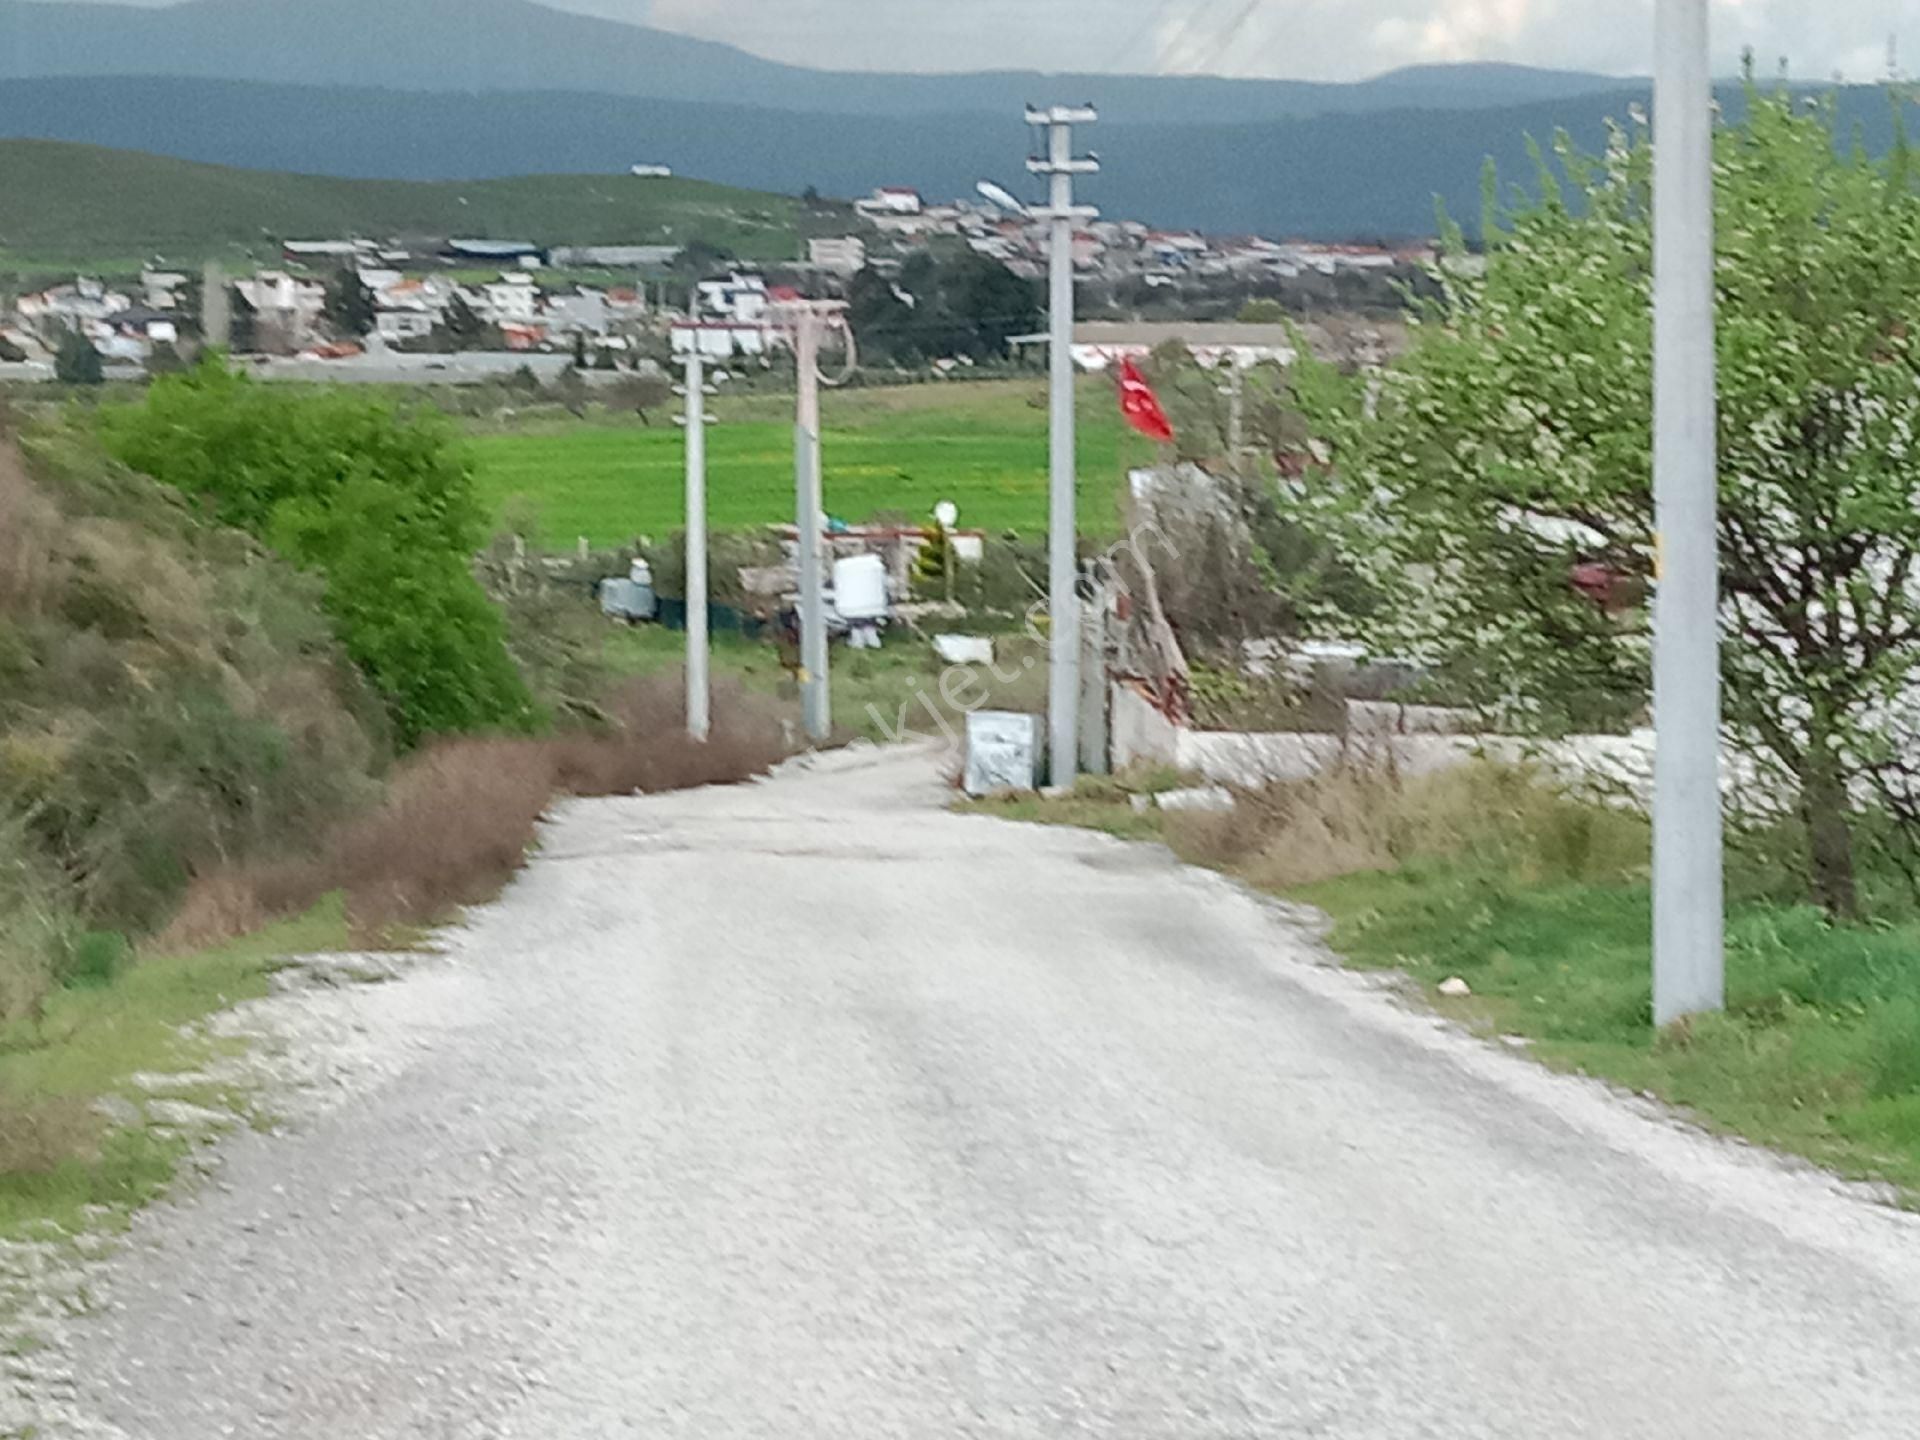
46 745 1920 1437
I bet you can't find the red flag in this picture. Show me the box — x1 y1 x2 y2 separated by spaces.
1116 357 1175 443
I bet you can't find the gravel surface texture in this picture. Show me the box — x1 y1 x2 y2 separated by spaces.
23 744 1920 1437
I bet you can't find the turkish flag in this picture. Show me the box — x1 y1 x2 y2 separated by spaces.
1117 357 1175 443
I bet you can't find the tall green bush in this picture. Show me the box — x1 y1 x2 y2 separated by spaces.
100 363 534 745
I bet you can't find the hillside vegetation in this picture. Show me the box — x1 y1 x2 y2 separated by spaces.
0 140 818 269
0 417 387 976
1 77 1912 241
0 395 792 1227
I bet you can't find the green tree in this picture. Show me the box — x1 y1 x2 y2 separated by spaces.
846 266 919 364
848 252 1038 367
228 286 259 353
1304 86 1920 917
100 362 535 745
441 292 489 351
1238 297 1288 323
54 331 104 385
324 265 376 338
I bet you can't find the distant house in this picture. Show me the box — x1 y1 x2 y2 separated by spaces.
16 278 129 336
550 245 682 268
234 271 328 351
630 164 674 179
808 236 868 277
857 187 923 218
1059 321 1298 372
372 277 448 342
544 289 611 337
444 239 547 269
111 307 179 347
463 272 542 326
139 269 191 312
671 321 768 361
694 272 770 323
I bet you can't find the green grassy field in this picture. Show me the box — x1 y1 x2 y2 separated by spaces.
471 379 1144 544
0 139 826 272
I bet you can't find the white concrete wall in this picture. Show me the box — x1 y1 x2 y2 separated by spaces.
1110 683 1686 804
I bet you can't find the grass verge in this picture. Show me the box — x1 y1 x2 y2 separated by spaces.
968 762 1920 1202
0 900 348 1237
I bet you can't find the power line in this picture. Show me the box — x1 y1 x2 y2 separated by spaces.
1157 0 1241 74
1185 0 1267 77
1102 0 1186 73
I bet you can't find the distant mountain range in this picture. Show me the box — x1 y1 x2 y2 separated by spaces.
0 0 1640 125
0 0 1906 241
1 75 1906 243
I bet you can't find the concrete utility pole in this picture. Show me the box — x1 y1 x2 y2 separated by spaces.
1027 104 1099 788
1220 360 1247 475
677 346 714 741
201 261 230 352
775 300 854 744
1652 0 1724 1027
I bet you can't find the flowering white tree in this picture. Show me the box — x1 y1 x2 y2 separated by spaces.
1306 86 1920 917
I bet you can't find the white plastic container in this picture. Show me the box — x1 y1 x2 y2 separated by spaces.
833 554 888 622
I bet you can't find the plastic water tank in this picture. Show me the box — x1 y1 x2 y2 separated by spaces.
833 554 888 622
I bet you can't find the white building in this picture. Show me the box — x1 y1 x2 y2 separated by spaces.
808 236 868 277
671 321 768 360
544 289 611 337
234 271 329 349
550 245 682 268
856 187 923 218
694 272 770 323
465 272 541 326
1064 322 1297 373
139 269 191 312
16 278 130 335
630 163 674 178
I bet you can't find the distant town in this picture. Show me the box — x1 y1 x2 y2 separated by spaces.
0 179 1444 377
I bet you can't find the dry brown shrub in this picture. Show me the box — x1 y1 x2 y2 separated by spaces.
328 738 558 933
0 440 65 616
551 673 789 799
150 857 333 955
1165 756 1534 889
156 673 793 946
0 1093 100 1174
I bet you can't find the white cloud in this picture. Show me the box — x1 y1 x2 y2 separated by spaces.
86 0 1920 82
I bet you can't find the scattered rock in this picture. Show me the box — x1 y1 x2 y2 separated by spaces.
1438 977 1473 999
933 635 995 666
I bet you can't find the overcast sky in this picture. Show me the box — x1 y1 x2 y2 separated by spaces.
585 0 1911 81
98 0 1916 81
